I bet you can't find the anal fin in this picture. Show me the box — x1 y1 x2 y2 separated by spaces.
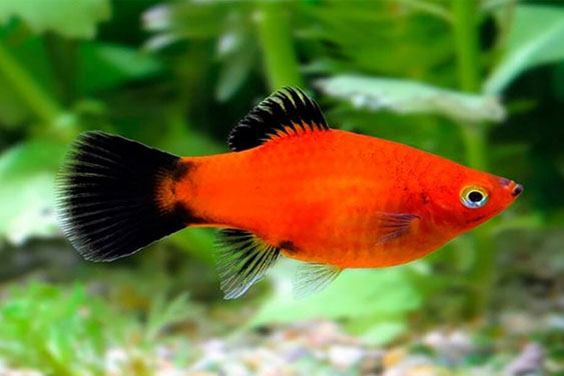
216 229 281 299
293 263 342 299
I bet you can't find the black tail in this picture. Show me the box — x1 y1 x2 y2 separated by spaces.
56 131 191 261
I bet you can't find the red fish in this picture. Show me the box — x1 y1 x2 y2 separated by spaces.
57 88 522 298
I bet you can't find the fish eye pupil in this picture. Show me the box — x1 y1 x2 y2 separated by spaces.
468 191 483 202
460 187 488 209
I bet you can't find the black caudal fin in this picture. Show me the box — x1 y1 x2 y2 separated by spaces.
56 131 193 262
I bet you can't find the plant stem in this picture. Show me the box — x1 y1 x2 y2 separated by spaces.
451 0 494 317
256 1 303 90
452 0 480 93
461 124 487 170
0 41 62 125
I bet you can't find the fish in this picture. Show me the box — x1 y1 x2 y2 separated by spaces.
56 87 523 299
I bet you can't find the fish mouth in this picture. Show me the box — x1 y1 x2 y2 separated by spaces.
512 184 523 197
499 178 523 198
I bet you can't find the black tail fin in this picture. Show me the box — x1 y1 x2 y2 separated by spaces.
56 131 190 261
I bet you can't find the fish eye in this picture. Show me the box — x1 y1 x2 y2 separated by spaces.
460 186 488 209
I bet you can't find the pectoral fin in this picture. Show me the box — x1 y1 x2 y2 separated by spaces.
376 213 420 243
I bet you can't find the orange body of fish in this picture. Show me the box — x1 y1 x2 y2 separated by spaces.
57 88 522 298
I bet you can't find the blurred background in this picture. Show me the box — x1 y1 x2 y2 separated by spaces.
0 0 563 375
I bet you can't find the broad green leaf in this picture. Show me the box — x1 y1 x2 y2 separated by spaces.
168 229 216 265
0 75 30 127
0 141 66 244
317 75 506 123
360 321 408 346
0 0 111 39
344 314 409 346
143 2 229 43
215 33 256 102
484 5 564 94
302 2 452 79
77 43 164 94
252 267 421 326
0 36 60 127
145 292 196 342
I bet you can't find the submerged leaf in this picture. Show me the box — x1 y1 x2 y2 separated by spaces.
145 293 196 342
215 33 256 102
142 2 230 45
77 43 164 94
252 267 421 327
317 75 506 123
484 5 564 94
360 321 408 346
0 0 111 39
0 141 66 244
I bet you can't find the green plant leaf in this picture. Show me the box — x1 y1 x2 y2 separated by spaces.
0 74 30 127
0 140 66 244
144 292 196 342
360 320 408 346
317 75 506 123
215 33 256 102
484 5 564 94
77 43 164 94
0 283 114 374
168 228 216 265
251 267 421 327
142 2 230 47
0 0 111 39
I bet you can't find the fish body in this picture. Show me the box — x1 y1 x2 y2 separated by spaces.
177 129 516 269
57 88 522 298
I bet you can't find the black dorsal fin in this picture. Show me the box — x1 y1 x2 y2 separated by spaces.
228 87 329 151
215 229 281 299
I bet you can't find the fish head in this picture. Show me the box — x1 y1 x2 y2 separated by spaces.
429 167 522 233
